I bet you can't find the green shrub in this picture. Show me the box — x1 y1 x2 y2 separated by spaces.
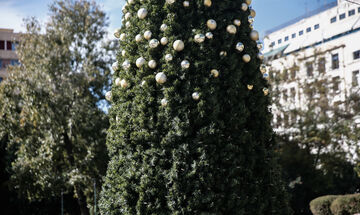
310 195 340 215
330 193 360 215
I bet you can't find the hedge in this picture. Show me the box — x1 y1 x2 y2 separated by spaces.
330 193 360 215
310 195 340 215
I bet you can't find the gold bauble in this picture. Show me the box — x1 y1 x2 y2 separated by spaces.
242 54 251 63
263 88 269 96
206 19 217 30
211 69 219 77
247 85 253 90
204 0 212 7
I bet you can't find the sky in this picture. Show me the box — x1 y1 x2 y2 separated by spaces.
0 0 338 39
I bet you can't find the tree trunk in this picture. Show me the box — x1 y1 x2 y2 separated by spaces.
75 186 90 215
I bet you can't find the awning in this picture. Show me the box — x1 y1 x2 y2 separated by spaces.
263 44 289 59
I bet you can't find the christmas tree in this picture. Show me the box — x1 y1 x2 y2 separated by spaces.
100 0 291 214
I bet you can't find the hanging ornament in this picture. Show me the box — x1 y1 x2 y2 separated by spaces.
207 19 217 30
144 30 152 40
204 0 212 7
115 77 121 86
247 85 253 90
263 88 269 96
234 19 241 26
242 54 251 63
149 39 160 48
257 41 264 50
141 80 146 86
245 0 252 5
250 9 256 18
181 60 190 69
122 5 127 13
161 98 168 106
211 69 219 77
236 42 244 52
121 50 126 57
160 37 168 45
165 54 173 62
204 32 213 40
120 79 129 88
263 73 270 80
114 29 121 38
135 34 143 42
226 25 237 34
125 12 131 20
128 0 134 4
155 72 167 84
183 1 189 7
120 33 126 41
173 40 185 51
137 8 148 19
166 0 175 4
160 24 168 32
250 24 254 30
122 60 131 70
260 64 267 74
194 34 205 43
148 60 157 69
112 62 119 71
250 30 259 41
248 16 254 24
125 21 131 28
220 51 227 57
136 57 146 68
105 91 112 101
192 92 200 100
258 53 264 60
241 3 248 11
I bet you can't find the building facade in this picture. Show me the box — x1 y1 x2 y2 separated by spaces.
0 28 19 83
263 0 360 127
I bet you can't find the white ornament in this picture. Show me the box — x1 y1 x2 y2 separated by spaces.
258 53 264 60
260 64 267 74
206 32 213 39
161 98 168 107
135 34 143 42
120 33 126 41
250 30 259 41
173 40 185 51
241 3 248 11
181 60 190 69
160 24 168 32
112 62 119 71
220 51 227 57
120 79 129 88
136 57 146 68
122 60 131 70
128 0 134 4
211 69 219 77
121 50 126 57
234 19 241 26
155 72 167 84
257 41 264 50
114 29 121 38
148 60 157 69
207 19 217 30
137 8 148 19
166 0 175 4
141 80 146 86
115 77 121 86
236 42 244 52
204 0 212 7
226 25 237 34
105 91 112 101
165 54 173 62
125 21 131 28
192 92 200 100
183 1 189 7
243 54 251 63
160 37 168 45
250 9 256 18
245 0 252 5
248 16 254 24
194 34 205 43
125 12 131 20
144 30 152 40
149 39 160 48
122 5 127 13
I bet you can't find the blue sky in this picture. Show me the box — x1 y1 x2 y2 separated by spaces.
0 0 337 39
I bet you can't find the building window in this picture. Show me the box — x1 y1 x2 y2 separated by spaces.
291 69 296 79
306 27 311 33
290 88 296 100
339 13 346 20
314 24 320 30
332 76 340 92
353 50 360 60
6 41 12 50
349 9 355 16
358 7 360 13
283 90 288 102
0 40 4 50
11 42 18 51
270 41 275 47
299 30 304 36
0 59 2 68
278 39 282 44
10 59 19 66
285 36 289 41
0 77 3 83
292 33 296 38
352 71 359 87
332 53 339 69
318 58 326 73
306 62 313 76
331 16 337 23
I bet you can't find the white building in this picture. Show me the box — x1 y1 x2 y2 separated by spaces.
263 0 360 126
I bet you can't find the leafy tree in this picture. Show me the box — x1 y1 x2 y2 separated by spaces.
0 0 115 214
100 0 290 214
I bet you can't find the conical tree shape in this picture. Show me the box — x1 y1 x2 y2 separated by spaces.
100 0 291 214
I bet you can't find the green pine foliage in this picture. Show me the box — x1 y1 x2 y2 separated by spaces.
100 0 290 214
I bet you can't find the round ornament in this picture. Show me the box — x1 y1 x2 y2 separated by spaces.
135 34 142 42
241 3 248 11
105 91 112 101
183 1 189 7
120 79 129 88
204 0 212 7
115 77 121 86
263 88 269 96
245 0 252 5
243 54 251 63
173 40 185 51
263 73 270 80
112 61 119 71
192 92 200 100
155 72 167 84
160 37 168 45
128 0 134 4
144 30 152 40
247 85 253 90
257 41 264 50
149 39 160 48
226 25 237 34
141 80 146 86
250 9 256 18
114 29 121 38
248 16 254 24
211 69 219 77
136 57 146 68
125 12 131 20
205 32 213 39
260 64 267 74
181 60 190 69
166 0 175 4
250 30 259 41
236 42 244 52
148 60 157 69
250 24 254 30
161 98 168 106
194 34 205 43
122 60 131 70
160 24 168 32
258 53 264 60
207 19 217 30
122 5 127 13
220 51 227 57
121 50 126 56
137 8 148 19
165 54 173 62
125 21 131 28
234 19 241 26
120 33 126 41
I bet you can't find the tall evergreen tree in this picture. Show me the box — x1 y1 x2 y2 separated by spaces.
100 0 290 214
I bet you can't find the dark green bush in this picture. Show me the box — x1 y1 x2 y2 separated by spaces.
330 194 360 215
310 195 339 215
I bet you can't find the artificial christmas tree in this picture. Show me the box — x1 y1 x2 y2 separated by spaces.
100 0 291 214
